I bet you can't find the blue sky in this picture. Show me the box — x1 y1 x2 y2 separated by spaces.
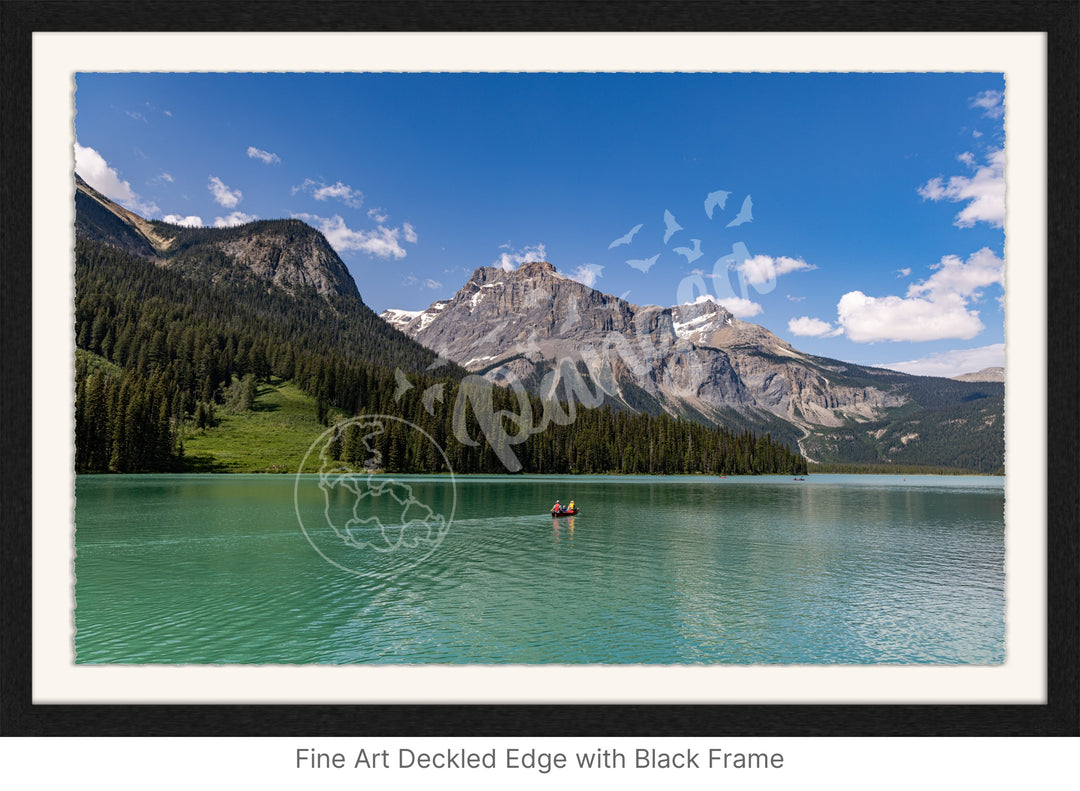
74 72 1006 377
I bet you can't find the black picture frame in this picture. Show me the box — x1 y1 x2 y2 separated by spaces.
2 0 1077 737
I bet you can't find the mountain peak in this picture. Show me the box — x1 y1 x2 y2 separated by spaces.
75 173 359 299
381 260 1003 471
513 259 557 275
470 260 562 284
952 366 1004 382
199 218 359 298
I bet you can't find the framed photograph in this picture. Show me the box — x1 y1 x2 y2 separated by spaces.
2 1 1076 743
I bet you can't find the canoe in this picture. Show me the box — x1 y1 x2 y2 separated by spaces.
551 509 579 516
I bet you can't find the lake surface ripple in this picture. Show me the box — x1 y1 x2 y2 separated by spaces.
74 474 1005 664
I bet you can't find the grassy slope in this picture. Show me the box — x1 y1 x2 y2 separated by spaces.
74 355 338 473
75 348 122 376
181 378 341 473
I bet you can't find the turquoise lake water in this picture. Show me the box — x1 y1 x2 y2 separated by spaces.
73 473 1005 664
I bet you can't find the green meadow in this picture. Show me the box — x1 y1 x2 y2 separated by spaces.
181 378 340 473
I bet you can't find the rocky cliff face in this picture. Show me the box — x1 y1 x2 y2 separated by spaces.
663 300 904 426
75 173 175 260
381 261 906 435
952 366 1005 382
75 173 358 299
386 262 748 412
204 220 359 298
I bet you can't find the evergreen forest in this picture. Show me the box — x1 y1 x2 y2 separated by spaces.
74 239 808 476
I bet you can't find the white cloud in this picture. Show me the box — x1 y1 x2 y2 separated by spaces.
786 294 806 302
161 214 203 227
208 176 242 208
835 248 1004 343
213 211 258 228
403 222 418 244
736 254 816 285
875 343 1005 378
957 151 976 166
494 243 547 272
896 267 912 278
918 147 1004 228
295 213 407 259
837 291 984 343
715 296 763 318
402 274 419 287
295 178 363 209
368 207 390 223
685 295 715 305
157 172 174 183
788 316 842 337
125 110 146 123
314 182 362 206
247 146 281 165
907 247 1004 302
567 263 603 288
970 89 1005 119
422 279 442 290
74 143 159 216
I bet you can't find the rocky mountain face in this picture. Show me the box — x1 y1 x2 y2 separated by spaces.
74 173 358 299
385 262 748 416
190 220 359 298
952 366 1005 383
383 262 1004 470
75 173 173 260
381 262 925 453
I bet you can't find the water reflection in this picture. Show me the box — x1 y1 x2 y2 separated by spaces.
75 474 1005 664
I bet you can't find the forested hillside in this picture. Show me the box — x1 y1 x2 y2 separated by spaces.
74 238 453 471
798 358 1005 474
74 238 806 476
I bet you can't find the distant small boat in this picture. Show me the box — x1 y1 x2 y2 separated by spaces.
551 509 579 517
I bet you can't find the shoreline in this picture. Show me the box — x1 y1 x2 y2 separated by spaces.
74 469 1005 478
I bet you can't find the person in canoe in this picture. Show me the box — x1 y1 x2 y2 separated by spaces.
551 499 563 514
568 499 575 512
